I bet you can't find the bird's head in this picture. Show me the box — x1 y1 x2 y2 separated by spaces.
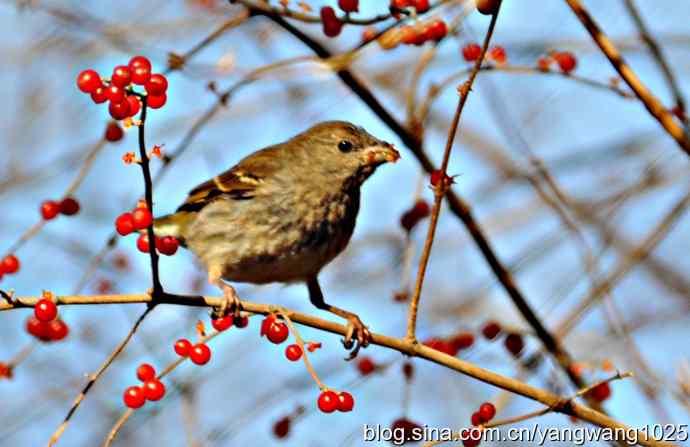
292 121 400 185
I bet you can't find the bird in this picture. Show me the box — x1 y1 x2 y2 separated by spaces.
153 121 399 357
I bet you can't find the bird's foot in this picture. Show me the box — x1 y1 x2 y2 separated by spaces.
211 282 241 319
341 315 371 361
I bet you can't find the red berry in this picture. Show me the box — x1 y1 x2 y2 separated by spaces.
136 234 150 253
123 386 146 409
131 66 151 85
174 338 192 356
115 213 136 236
589 382 612 402
189 343 211 365
106 85 126 104
357 356 376 375
111 65 132 87
131 207 153 230
337 391 355 412
402 362 414 381
34 298 57 322
462 43 482 62
266 321 289 344
1 255 20 274
234 314 249 328
285 344 303 361
450 332 475 351
147 94 167 109
478 402 496 421
424 338 457 356
91 87 108 104
40 200 60 220
156 236 179 256
489 46 506 64
59 197 80 216
461 427 482 447
129 56 152 73
145 74 168 96
504 333 524 357
471 411 483 426
126 95 141 117
48 319 69 341
481 321 501 340
391 418 422 442
26 316 51 341
414 0 430 13
76 69 102 93
105 121 124 142
425 20 447 42
317 390 339 413
109 99 131 120
273 417 291 439
338 0 358 13
430 169 452 186
554 51 577 73
143 379 166 401
211 315 233 331
320 7 343 38
390 0 411 11
136 363 156 382
537 56 552 71
260 315 276 337
476 0 501 15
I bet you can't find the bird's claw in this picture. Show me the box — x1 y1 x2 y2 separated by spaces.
341 315 371 361
211 283 241 319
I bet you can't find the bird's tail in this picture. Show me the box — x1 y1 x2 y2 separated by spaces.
153 212 194 246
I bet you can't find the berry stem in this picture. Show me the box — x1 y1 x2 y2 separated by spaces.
274 307 325 390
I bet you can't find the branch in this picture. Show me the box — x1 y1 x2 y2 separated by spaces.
0 293 673 447
564 0 690 156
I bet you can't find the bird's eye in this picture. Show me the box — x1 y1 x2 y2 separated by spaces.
338 140 353 153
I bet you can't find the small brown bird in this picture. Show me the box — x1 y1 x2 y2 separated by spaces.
154 121 399 356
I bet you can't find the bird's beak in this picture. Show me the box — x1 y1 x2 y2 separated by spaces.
362 142 400 166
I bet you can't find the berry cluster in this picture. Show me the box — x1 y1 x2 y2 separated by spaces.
537 51 578 74
76 56 168 120
40 197 80 221
317 389 354 413
25 293 69 342
174 338 212 365
400 199 431 232
115 204 180 256
0 254 20 283
379 19 448 50
470 402 496 426
260 315 290 344
123 363 167 409
423 331 475 356
462 43 506 64
479 320 525 357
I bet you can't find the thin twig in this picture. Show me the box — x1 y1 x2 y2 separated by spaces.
564 0 690 155
48 306 153 447
406 5 502 341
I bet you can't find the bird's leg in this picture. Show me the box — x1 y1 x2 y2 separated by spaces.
208 265 241 318
307 276 371 360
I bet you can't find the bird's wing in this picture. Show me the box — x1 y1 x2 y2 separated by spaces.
176 147 279 213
